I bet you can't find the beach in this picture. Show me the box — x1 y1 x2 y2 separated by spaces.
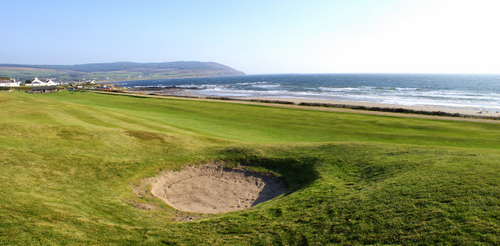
128 90 500 121
117 74 500 119
240 97 500 117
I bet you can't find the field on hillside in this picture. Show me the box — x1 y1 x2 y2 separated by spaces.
1 91 499 245
0 62 244 82
0 66 202 82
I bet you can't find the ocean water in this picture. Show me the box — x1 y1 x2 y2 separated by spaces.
115 74 500 111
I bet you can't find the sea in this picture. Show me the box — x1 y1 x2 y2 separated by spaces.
114 74 500 112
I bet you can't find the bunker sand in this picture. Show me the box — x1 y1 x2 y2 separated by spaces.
150 164 287 214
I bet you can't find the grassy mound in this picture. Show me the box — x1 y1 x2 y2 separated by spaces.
0 91 499 245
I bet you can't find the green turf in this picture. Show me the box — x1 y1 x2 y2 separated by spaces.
1 91 499 245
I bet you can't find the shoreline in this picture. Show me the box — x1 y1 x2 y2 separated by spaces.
153 88 500 118
113 90 500 121
239 97 500 118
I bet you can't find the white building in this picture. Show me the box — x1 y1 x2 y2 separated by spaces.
0 79 21 87
45 79 58 86
25 77 59 86
26 77 46 86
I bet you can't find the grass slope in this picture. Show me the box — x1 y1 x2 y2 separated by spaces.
1 91 499 245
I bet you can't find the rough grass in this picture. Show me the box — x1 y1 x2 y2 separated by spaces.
1 91 500 245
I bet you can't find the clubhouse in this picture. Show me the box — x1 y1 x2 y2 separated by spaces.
25 77 60 86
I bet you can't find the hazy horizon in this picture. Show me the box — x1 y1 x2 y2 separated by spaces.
3 61 500 76
2 0 499 75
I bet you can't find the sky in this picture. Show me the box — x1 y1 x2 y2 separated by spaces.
2 0 499 74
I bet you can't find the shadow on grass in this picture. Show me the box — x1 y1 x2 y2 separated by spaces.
250 177 288 207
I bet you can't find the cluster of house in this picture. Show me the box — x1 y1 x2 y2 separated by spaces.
0 77 61 87
1 77 115 94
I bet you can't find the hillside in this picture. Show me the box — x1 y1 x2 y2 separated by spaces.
0 61 245 82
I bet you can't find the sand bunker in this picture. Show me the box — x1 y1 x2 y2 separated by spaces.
150 164 287 214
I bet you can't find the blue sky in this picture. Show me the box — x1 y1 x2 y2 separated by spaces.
2 0 499 74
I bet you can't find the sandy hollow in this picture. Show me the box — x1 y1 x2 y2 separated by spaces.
150 163 287 214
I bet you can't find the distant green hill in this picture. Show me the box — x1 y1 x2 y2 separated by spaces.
0 61 245 82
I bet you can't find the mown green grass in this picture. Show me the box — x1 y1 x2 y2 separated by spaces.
1 91 500 245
